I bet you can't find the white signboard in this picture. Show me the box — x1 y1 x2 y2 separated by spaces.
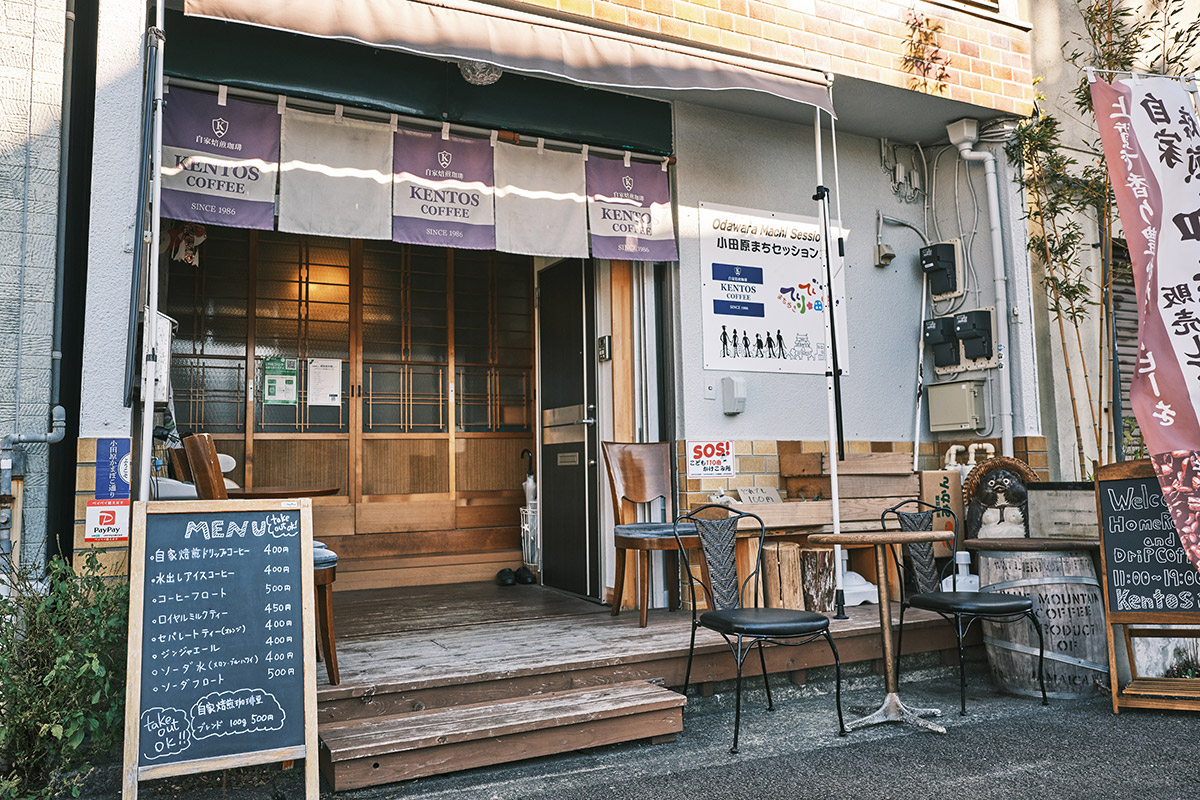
306 358 342 407
686 440 735 478
84 499 131 543
699 202 847 374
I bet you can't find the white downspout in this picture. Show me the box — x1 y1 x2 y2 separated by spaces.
951 122 1014 458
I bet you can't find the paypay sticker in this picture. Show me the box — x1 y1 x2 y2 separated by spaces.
85 498 131 543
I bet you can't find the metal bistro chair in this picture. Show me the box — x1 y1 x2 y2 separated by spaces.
888 499 1048 715
675 504 845 753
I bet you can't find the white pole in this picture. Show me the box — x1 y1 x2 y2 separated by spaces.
137 9 166 501
912 273 928 472
814 109 845 616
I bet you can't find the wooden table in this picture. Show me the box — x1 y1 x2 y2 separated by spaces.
227 486 340 499
810 528 955 733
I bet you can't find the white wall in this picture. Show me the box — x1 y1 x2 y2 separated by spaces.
77 0 144 438
671 101 1040 446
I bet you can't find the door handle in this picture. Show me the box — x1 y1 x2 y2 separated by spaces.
574 417 596 426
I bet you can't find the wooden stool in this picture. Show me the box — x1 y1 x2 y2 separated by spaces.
313 547 339 685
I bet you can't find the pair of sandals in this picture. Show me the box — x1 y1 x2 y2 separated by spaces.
495 566 537 586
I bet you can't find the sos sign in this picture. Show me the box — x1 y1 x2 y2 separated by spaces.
686 440 735 478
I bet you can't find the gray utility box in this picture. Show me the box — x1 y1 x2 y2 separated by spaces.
927 379 984 432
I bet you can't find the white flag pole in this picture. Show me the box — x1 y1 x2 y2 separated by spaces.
814 107 847 618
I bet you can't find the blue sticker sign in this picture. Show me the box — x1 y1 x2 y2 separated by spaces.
96 437 132 501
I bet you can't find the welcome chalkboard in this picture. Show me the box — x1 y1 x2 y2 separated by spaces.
123 500 317 799
1095 460 1200 714
1097 474 1199 614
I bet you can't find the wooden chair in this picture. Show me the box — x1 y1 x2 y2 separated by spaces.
182 433 227 500
168 446 193 483
602 442 699 628
183 432 340 684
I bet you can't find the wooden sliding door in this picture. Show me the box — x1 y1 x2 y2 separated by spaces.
166 228 534 579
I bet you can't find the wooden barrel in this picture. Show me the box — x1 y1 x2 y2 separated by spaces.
977 551 1107 699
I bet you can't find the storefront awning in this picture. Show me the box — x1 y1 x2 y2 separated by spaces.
183 0 834 116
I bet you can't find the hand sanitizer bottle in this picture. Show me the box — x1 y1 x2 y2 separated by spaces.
941 551 980 592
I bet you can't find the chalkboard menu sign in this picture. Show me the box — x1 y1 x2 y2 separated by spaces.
1095 460 1200 714
123 500 317 799
1097 475 1198 613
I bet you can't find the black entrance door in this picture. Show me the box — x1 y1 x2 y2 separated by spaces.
537 260 599 598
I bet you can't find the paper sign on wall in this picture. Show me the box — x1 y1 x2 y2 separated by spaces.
263 357 298 405
306 358 342 407
686 440 735 477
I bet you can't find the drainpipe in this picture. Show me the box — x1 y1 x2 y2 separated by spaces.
948 120 1014 458
52 0 75 406
1 407 67 564
136 11 167 501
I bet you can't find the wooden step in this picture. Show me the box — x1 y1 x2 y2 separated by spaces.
318 680 686 791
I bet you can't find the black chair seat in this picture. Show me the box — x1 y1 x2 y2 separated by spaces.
700 607 830 637
614 522 696 539
909 590 1032 616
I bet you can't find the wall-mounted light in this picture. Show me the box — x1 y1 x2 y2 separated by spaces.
458 60 503 86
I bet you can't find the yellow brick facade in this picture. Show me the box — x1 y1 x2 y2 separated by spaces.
514 0 1033 115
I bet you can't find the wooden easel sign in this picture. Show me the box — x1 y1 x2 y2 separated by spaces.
1095 461 1200 713
122 500 318 799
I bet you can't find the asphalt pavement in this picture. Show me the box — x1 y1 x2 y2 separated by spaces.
80 655 1199 800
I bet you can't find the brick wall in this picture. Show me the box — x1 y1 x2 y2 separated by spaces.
514 0 1034 114
678 435 1047 510
0 0 66 566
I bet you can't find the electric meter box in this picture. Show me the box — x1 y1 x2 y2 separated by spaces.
954 310 993 360
922 316 960 368
920 240 964 299
927 379 985 432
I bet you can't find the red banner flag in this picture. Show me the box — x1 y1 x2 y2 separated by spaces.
1091 76 1200 572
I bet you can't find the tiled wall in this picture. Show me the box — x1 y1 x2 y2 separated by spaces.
515 0 1034 114
677 435 1048 509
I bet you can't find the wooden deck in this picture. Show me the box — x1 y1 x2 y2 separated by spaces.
315 582 971 790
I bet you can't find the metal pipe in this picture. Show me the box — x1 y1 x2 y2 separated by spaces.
1 407 67 561
881 215 930 246
51 0 75 405
877 214 931 472
137 16 166 501
125 31 161 408
955 141 1015 458
814 110 846 619
165 76 674 165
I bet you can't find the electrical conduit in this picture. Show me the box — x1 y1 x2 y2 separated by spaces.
954 140 1014 458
